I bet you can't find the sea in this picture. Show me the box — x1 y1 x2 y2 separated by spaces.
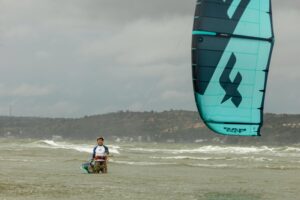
0 138 299 200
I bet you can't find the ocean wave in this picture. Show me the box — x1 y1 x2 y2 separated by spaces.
260 165 300 170
150 156 273 162
0 157 50 162
110 160 176 166
128 145 300 158
186 163 299 170
188 163 237 168
282 146 300 152
109 160 300 169
129 145 276 155
150 156 228 161
226 156 274 162
35 140 120 154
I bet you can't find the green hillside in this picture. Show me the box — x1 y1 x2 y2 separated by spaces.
0 111 299 145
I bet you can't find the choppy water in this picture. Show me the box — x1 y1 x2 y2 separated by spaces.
0 138 299 200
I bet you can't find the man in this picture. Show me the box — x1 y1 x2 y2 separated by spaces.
90 137 109 173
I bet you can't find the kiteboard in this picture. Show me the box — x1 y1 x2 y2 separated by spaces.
80 162 92 174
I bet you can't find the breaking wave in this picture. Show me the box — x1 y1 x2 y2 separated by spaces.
36 140 120 154
128 145 300 157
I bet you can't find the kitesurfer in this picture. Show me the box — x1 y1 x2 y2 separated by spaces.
90 136 109 173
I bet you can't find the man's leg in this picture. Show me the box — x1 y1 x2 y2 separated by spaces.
94 161 101 173
88 163 94 173
103 161 108 173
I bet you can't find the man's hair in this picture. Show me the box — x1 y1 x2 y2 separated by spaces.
97 137 104 141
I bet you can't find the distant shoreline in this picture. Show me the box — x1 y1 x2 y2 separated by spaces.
0 110 299 145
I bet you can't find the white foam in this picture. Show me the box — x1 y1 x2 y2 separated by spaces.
226 156 273 162
188 163 237 168
110 160 175 166
0 157 50 162
38 140 120 154
283 146 300 152
151 155 274 162
129 145 276 155
150 156 228 161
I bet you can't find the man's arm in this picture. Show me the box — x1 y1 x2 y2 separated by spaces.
92 146 97 159
104 146 109 155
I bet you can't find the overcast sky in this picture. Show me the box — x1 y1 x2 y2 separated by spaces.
0 0 299 117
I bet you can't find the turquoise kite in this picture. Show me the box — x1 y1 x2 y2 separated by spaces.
191 0 275 136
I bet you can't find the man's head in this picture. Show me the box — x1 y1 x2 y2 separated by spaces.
97 137 104 146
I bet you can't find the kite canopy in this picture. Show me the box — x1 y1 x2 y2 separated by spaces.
191 0 275 136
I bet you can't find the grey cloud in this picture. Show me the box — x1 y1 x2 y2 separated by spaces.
0 0 299 117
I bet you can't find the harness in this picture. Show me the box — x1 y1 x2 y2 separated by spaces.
94 156 107 161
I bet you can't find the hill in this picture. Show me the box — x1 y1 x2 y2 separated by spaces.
0 111 299 145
